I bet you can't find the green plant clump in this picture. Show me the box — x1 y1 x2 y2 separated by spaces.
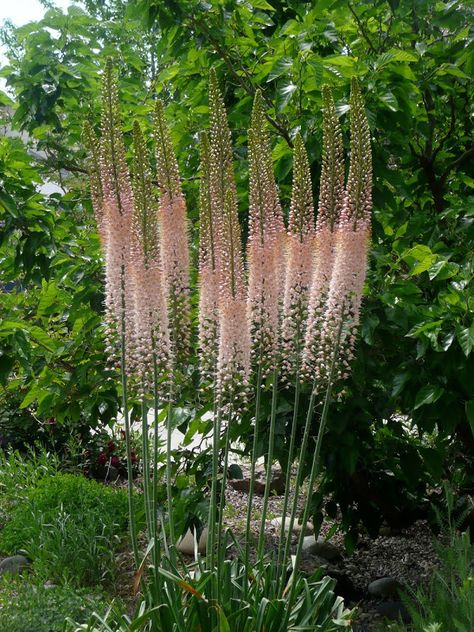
391 529 474 632
0 579 110 632
0 472 130 587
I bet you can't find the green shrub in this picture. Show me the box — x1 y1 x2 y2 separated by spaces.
0 579 109 632
0 473 130 587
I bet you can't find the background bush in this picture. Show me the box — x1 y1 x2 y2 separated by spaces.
0 579 110 632
0 472 130 586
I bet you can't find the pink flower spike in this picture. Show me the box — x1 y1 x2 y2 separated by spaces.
154 99 191 368
281 134 315 379
247 90 284 374
208 69 250 408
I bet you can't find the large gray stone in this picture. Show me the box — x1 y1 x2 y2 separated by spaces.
368 576 402 598
0 555 30 575
302 536 342 561
270 516 314 535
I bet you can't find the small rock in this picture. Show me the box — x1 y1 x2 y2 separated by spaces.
378 525 392 537
376 601 411 623
44 580 57 589
0 555 30 575
368 576 402 598
302 536 342 561
177 527 208 555
270 516 314 535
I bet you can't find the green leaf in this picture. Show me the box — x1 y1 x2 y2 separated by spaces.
466 401 474 437
414 385 444 409
407 320 443 338
276 80 297 112
387 48 418 62
403 244 437 275
456 325 474 357
428 259 459 280
249 0 275 10
20 384 45 409
267 57 293 81
379 92 398 112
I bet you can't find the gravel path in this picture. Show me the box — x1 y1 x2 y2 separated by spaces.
222 466 439 631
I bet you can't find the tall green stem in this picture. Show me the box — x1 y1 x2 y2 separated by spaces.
275 369 301 593
141 398 152 538
166 383 175 546
216 406 233 603
243 362 263 598
257 368 279 562
120 264 139 568
152 351 162 575
282 319 343 626
279 378 319 599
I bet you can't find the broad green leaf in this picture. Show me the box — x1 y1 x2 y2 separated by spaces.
414 384 444 409
379 92 398 112
249 0 275 10
466 401 474 437
276 80 297 112
267 57 293 81
456 325 474 357
407 320 443 337
387 48 418 62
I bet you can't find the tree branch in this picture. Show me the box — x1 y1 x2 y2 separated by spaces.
348 3 378 55
440 144 474 185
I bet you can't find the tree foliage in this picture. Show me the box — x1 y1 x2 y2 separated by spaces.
1 0 473 541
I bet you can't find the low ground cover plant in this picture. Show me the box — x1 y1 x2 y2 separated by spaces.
0 470 131 587
0 579 110 632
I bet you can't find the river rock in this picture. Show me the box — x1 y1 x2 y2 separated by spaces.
0 555 30 575
301 536 342 561
177 527 208 555
368 576 402 598
270 516 314 535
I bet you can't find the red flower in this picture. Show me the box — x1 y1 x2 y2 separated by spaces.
111 455 121 467
97 452 107 465
107 440 116 453
130 449 137 464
